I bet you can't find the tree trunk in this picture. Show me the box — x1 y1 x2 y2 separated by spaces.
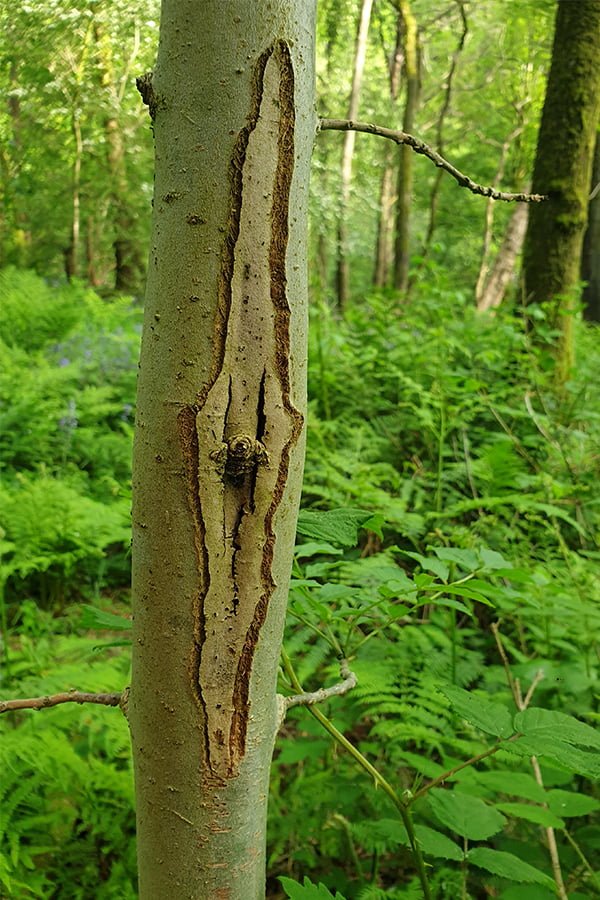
582 128 600 322
336 0 373 309
522 0 600 376
476 203 528 312
95 21 144 295
129 3 315 898
421 1 468 259
373 17 403 289
65 111 82 281
393 0 419 293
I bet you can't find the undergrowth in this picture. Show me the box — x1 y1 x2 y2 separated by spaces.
0 269 599 897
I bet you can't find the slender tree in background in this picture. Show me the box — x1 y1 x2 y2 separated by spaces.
95 20 145 294
336 0 373 309
522 0 600 376
393 0 419 293
373 10 403 288
476 203 529 313
130 3 315 897
582 128 600 323
421 0 468 261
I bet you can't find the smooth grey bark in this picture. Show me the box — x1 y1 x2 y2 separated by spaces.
129 3 315 898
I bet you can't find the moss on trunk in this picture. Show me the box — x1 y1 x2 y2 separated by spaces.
522 0 600 374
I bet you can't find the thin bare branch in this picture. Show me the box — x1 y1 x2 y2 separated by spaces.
0 690 123 714
318 117 548 203
277 659 357 728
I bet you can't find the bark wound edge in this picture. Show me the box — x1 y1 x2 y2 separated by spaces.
178 42 303 779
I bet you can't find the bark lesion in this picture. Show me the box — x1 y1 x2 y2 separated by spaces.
181 42 302 778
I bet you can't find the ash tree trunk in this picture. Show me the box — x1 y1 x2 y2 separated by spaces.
129 3 315 898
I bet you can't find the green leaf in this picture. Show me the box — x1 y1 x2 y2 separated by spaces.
362 513 385 539
499 887 555 900
437 684 514 738
546 789 600 817
421 597 473 616
438 584 495 606
401 551 449 581
478 547 510 569
494 802 564 829
294 541 343 559
512 737 600 780
471 771 546 803
514 708 600 750
414 825 463 861
467 848 554 887
296 508 374 548
80 605 132 632
317 584 357 602
429 789 506 839
279 876 347 899
433 547 480 571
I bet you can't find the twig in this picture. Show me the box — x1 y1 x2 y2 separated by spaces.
0 690 123 714
279 649 432 899
318 117 547 203
491 621 518 700
278 658 356 725
412 734 521 801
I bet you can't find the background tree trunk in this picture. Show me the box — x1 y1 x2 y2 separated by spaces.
373 16 403 289
582 128 600 322
95 21 144 295
421 0 468 260
476 203 528 312
336 0 373 309
129 3 315 898
522 0 600 376
393 0 419 293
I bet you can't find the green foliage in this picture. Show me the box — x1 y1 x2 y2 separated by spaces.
273 288 600 897
0 609 135 898
0 268 140 614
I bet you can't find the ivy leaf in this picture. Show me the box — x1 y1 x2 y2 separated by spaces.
414 825 463 861
494 801 564 829
296 508 374 547
279 876 347 899
437 684 514 738
467 847 554 887
428 789 506 839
